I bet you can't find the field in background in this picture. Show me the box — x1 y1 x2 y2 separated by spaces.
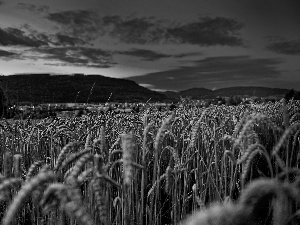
0 99 300 225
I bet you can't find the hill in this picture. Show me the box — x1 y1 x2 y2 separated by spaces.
179 88 214 99
161 91 180 100
0 74 166 104
214 86 289 98
160 86 290 100
0 74 292 104
161 88 214 100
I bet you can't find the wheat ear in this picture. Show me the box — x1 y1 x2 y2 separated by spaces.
121 133 135 186
2 171 56 225
181 203 252 225
155 112 175 151
3 152 12 178
92 177 108 224
66 154 93 186
25 160 44 182
59 148 92 172
54 142 79 172
40 183 67 213
64 200 96 225
13 154 22 178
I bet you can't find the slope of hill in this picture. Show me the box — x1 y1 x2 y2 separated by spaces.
161 86 290 100
215 86 289 98
161 91 180 100
0 74 166 104
179 88 214 99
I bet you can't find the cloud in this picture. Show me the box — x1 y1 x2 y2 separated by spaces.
0 27 48 47
117 48 171 61
46 10 99 42
167 17 243 46
47 10 97 26
267 39 300 55
105 16 243 46
33 47 114 68
16 3 49 14
46 11 244 46
0 49 20 60
117 48 201 61
0 1 4 6
54 33 86 46
127 56 282 90
104 16 168 44
19 24 87 47
173 52 202 58
19 24 53 44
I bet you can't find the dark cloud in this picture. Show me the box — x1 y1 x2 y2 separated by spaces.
104 16 244 46
117 48 202 61
33 47 114 68
117 48 171 61
167 17 243 46
267 39 300 55
19 24 86 47
17 3 49 13
46 11 244 46
20 24 52 45
106 16 168 44
127 56 282 90
0 1 4 6
46 10 98 42
0 27 48 47
173 52 202 58
0 49 20 60
47 10 97 26
55 33 86 46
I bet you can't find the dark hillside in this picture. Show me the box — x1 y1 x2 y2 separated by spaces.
161 91 180 100
215 86 289 97
0 74 166 104
161 86 291 100
179 88 214 99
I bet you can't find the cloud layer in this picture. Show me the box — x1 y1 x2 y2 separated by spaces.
17 3 49 14
1 9 244 68
34 47 114 68
118 48 171 61
46 10 244 46
0 49 19 59
0 27 48 47
267 39 300 55
128 56 283 90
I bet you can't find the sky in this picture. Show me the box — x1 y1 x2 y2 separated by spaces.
0 0 300 91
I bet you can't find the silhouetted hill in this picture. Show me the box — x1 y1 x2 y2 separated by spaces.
0 74 166 104
179 88 214 99
160 86 290 100
161 91 180 100
215 86 289 98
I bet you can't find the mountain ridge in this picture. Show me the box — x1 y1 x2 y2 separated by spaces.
161 86 291 100
0 74 294 104
0 73 166 104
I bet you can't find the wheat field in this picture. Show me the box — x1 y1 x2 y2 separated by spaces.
0 99 300 225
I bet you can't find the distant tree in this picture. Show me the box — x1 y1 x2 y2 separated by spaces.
226 96 242 106
254 97 262 103
295 91 300 100
243 100 251 105
226 97 234 106
285 89 295 101
234 96 242 105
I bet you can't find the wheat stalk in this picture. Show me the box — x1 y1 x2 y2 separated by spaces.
2 171 56 225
